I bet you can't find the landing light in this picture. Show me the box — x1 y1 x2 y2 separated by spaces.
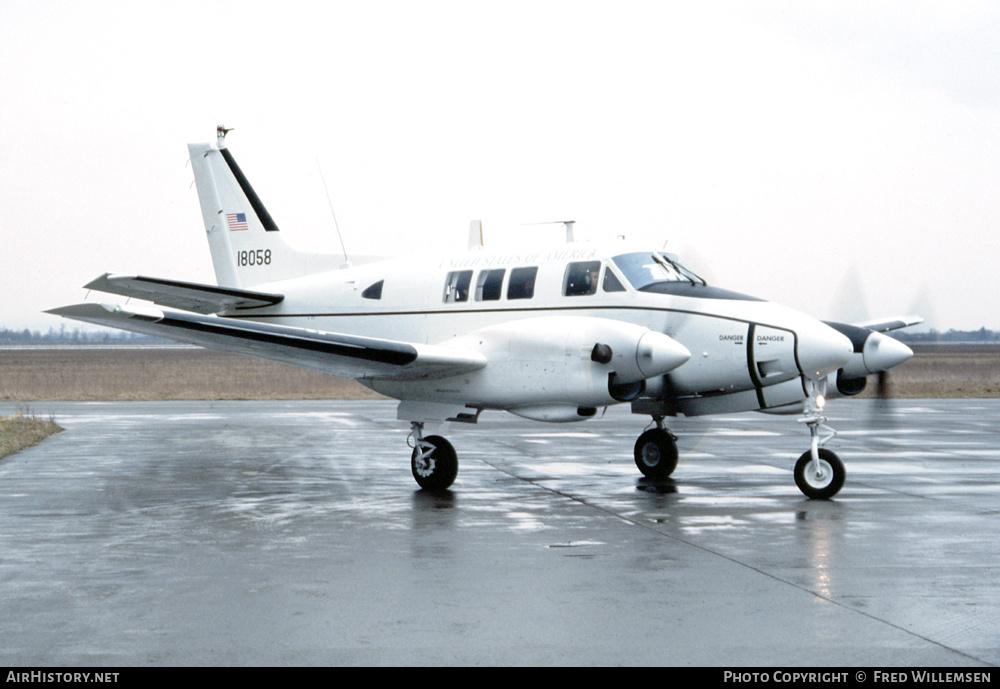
815 395 826 409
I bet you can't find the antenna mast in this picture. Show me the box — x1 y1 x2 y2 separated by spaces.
316 158 349 261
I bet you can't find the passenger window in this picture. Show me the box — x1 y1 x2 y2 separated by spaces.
602 268 626 293
475 269 505 301
563 261 601 297
362 280 384 300
443 271 472 303
507 267 538 300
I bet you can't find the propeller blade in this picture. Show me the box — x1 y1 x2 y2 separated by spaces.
876 369 890 399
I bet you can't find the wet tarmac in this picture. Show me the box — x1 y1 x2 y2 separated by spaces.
1 399 997 666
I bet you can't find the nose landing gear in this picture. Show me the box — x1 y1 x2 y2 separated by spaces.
795 386 845 499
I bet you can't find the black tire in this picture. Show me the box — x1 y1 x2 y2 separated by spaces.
794 448 845 499
634 429 679 479
411 435 458 490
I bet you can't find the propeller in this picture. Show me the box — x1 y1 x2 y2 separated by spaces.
827 266 926 439
875 369 891 399
868 368 897 439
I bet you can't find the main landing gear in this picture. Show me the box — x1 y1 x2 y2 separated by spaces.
409 421 458 491
634 416 678 480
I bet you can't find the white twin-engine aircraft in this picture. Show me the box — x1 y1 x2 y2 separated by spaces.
50 128 921 498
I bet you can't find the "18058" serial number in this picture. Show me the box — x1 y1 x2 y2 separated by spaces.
237 249 272 266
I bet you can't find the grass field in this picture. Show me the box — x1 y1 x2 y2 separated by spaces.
0 411 62 460
1 343 997 402
858 343 1000 398
0 347 382 402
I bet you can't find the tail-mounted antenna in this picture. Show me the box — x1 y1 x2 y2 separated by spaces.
216 125 234 148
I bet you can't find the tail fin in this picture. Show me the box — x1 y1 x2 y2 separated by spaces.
188 130 343 288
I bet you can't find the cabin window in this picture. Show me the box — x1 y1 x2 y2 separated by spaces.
443 271 472 303
507 267 538 300
602 268 626 293
563 261 601 297
361 280 384 300
475 269 505 301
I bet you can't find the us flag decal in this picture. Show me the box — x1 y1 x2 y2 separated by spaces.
226 212 249 231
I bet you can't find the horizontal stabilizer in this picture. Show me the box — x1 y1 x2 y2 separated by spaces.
853 315 924 333
84 274 284 314
46 303 487 381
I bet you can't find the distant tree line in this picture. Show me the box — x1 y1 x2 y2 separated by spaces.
0 325 171 345
894 328 1000 344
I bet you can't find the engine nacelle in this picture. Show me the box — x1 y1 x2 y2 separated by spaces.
826 322 914 379
377 316 690 412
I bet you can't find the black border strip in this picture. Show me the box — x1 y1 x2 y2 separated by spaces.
220 148 281 232
746 323 768 409
132 276 284 306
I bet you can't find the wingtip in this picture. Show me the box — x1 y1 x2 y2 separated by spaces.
44 302 165 323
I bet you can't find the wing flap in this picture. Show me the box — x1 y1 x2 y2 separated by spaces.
47 303 486 381
84 274 284 314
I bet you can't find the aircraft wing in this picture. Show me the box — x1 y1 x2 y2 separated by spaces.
47 302 487 381
853 315 924 333
83 273 284 315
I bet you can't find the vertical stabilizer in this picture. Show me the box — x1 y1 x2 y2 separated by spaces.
188 130 342 288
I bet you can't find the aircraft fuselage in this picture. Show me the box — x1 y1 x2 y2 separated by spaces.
221 242 853 418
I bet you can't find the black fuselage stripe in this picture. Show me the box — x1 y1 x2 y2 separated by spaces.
220 148 281 232
224 304 782 328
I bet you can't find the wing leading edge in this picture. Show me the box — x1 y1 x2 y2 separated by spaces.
47 302 486 382
853 315 924 333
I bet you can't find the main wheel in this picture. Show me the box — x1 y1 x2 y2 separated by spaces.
794 448 845 499
411 435 458 490
634 429 679 479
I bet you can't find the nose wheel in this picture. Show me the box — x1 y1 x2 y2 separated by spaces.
793 448 845 499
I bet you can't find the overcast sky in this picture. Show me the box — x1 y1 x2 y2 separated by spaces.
3 0 999 332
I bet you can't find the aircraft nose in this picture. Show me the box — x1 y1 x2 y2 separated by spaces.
797 322 854 379
636 330 691 379
863 332 913 373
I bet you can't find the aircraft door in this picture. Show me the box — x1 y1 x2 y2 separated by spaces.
749 325 798 388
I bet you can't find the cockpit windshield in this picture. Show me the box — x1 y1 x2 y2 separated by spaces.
611 252 707 290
